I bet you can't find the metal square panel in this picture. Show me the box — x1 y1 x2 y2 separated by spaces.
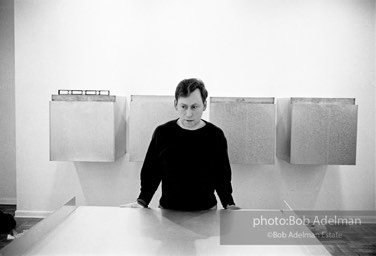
129 95 177 162
210 97 275 165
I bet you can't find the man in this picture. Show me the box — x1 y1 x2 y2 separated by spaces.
123 78 238 210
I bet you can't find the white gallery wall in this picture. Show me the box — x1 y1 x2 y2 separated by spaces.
14 0 375 216
0 0 16 205
374 0 376 210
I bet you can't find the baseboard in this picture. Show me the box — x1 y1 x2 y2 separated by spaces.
15 210 52 218
14 198 76 218
0 197 16 205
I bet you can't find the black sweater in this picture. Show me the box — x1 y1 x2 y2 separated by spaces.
138 119 235 211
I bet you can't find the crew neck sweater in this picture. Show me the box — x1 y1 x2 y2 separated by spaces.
137 119 235 211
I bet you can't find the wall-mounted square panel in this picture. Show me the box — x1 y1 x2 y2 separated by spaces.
50 95 126 162
210 97 275 165
290 98 358 165
129 95 177 162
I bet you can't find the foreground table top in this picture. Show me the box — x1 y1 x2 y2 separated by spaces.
1 206 331 255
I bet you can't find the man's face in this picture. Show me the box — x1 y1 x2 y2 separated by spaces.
175 89 206 130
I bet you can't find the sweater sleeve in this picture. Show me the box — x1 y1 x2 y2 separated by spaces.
137 127 162 206
214 131 235 208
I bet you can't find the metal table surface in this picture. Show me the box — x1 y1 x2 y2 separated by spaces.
1 206 331 256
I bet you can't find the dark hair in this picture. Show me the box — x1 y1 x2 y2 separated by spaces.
175 78 208 103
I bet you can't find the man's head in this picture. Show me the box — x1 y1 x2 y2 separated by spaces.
174 78 208 130
174 78 208 103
